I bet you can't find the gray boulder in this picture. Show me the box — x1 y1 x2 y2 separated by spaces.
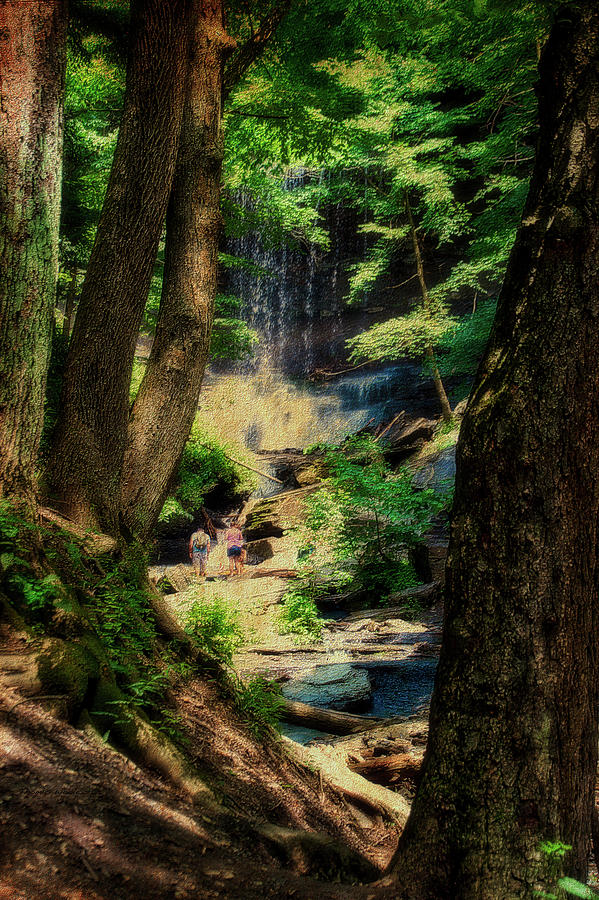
412 446 456 494
282 663 372 713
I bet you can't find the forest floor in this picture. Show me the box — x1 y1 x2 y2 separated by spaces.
1 655 403 899
1 527 440 898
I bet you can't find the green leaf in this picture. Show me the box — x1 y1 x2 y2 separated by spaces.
557 878 597 899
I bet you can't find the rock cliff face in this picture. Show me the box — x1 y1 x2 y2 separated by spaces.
225 172 397 378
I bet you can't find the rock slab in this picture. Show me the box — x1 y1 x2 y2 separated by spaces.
282 663 372 713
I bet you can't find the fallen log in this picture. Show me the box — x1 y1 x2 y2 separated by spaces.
347 751 423 787
283 737 411 826
344 582 440 621
243 646 327 655
222 453 283 483
249 568 298 579
281 698 391 735
374 410 406 443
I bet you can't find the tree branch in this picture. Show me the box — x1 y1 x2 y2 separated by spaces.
224 1 292 97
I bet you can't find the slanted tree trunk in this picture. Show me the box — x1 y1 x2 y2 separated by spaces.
120 0 235 539
0 0 67 509
388 4 599 898
48 0 191 534
405 194 452 424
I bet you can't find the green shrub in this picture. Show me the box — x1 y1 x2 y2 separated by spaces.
159 423 257 526
184 597 244 664
233 675 284 739
279 585 323 640
288 436 446 607
437 299 497 378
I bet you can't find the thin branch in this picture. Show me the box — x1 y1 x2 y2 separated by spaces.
227 109 290 120
384 273 419 292
224 1 292 97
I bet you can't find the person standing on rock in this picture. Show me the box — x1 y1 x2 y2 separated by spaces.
225 520 244 576
188 527 211 578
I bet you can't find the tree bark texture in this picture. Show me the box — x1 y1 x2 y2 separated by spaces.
389 4 599 898
0 0 67 507
49 0 191 533
120 0 235 539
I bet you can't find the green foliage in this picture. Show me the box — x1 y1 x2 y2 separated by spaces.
0 504 63 619
232 675 284 740
286 436 445 614
0 502 176 732
159 423 257 527
61 33 124 269
279 585 324 640
556 880 597 900
210 294 259 361
437 298 497 376
347 307 457 364
184 597 244 665
535 841 598 899
129 357 146 402
85 545 160 681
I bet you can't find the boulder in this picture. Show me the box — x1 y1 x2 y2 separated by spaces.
244 538 274 563
244 498 286 541
162 563 194 593
381 417 437 463
412 445 456 494
282 663 373 713
424 536 449 586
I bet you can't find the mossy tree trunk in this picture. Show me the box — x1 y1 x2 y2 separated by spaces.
48 0 191 534
121 0 235 540
0 0 67 509
389 3 599 897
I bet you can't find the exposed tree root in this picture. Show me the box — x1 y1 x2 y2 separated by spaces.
256 822 379 882
283 737 410 826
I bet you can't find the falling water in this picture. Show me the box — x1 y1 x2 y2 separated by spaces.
201 169 438 451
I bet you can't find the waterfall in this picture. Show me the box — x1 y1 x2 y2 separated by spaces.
198 169 439 452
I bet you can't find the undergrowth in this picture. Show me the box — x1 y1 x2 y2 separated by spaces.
1 502 284 747
279 436 446 633
279 584 324 641
184 596 244 664
159 422 257 529
0 502 185 741
231 674 284 740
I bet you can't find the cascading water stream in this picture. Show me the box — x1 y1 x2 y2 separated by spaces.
200 169 440 452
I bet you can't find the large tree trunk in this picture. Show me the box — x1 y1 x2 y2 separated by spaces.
120 0 234 539
387 5 599 898
48 0 191 534
0 0 67 509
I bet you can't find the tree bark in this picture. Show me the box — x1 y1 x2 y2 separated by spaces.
120 0 235 540
0 0 67 509
48 0 191 534
388 4 599 898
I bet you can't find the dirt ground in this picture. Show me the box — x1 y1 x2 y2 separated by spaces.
0 662 403 899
